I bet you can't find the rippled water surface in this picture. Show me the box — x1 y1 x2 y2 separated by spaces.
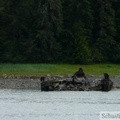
0 89 120 120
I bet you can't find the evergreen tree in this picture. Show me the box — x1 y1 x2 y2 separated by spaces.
1 0 29 62
35 0 63 62
95 0 116 62
0 0 5 62
112 0 120 63
60 0 74 63
63 0 93 64
1 0 39 62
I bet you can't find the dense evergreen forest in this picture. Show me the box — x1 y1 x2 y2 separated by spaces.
0 0 120 64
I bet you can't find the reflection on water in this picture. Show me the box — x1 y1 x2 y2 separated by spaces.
0 89 120 120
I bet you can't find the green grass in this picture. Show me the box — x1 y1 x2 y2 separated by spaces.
0 63 120 76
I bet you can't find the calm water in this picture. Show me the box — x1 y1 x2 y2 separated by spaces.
0 89 120 120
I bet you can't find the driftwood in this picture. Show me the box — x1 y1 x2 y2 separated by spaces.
40 76 113 92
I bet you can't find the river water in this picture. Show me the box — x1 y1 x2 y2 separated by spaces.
0 89 120 120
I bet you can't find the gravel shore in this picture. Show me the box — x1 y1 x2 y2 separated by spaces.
0 75 120 89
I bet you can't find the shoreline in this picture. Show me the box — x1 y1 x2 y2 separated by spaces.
0 75 120 90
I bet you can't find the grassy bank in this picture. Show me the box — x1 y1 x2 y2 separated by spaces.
0 63 120 76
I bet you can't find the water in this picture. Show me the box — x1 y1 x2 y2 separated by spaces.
0 89 120 120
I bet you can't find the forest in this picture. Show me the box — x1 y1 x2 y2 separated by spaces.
0 0 120 64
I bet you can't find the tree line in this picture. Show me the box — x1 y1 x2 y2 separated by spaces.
0 0 120 64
